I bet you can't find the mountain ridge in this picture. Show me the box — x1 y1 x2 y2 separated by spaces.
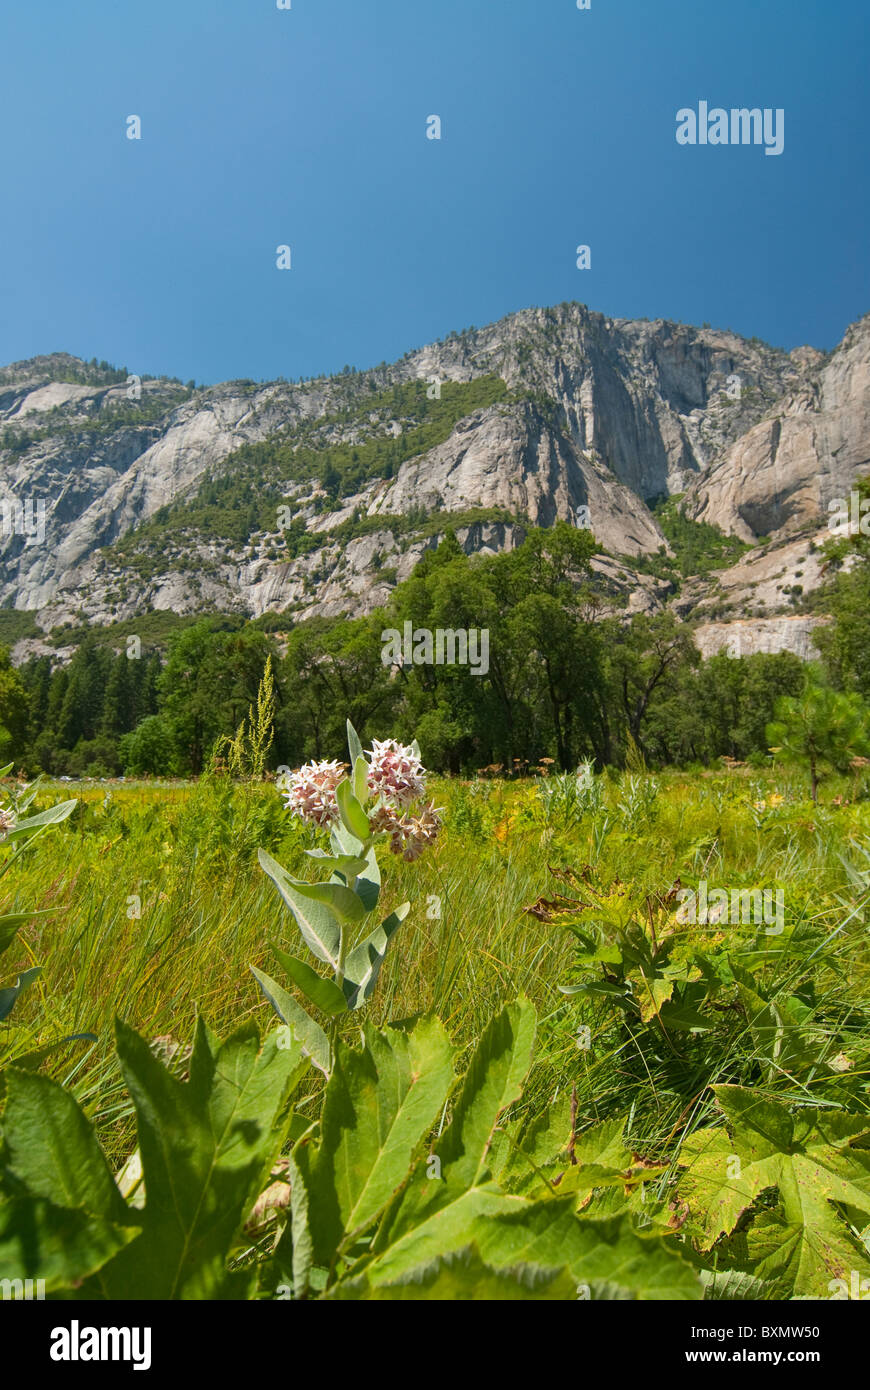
1 301 866 661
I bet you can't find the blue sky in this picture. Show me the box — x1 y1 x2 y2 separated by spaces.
1 0 867 384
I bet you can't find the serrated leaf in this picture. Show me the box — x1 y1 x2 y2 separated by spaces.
295 1015 455 1264
679 1085 870 1297
0 1198 136 1293
342 902 410 1009
330 1244 578 1300
96 1018 309 1299
4 1069 133 1225
272 946 348 1017
258 848 341 967
629 970 673 1023
658 999 713 1032
250 965 331 1076
369 1190 701 1300
367 1001 537 1275
700 1268 775 1300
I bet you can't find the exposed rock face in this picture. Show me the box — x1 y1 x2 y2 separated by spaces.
367 401 666 557
0 304 867 644
685 313 870 541
693 615 831 662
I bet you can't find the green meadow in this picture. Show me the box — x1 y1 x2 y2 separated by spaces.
2 759 869 1301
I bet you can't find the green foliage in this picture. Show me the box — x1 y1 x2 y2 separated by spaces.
680 1086 870 1298
638 496 750 582
281 1000 700 1300
0 1018 309 1298
109 377 510 556
8 526 818 779
767 670 870 800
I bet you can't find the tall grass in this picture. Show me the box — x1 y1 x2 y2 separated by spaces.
2 764 869 1166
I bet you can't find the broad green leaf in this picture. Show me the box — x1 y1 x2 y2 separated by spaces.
343 902 410 1009
251 965 331 1076
330 1245 578 1300
628 970 673 1023
272 946 348 1017
6 799 77 841
736 983 817 1077
369 1190 701 1300
658 999 713 1032
700 1268 774 1300
285 1150 314 1299
305 850 369 881
0 966 41 1022
435 1000 536 1190
470 1201 702 1301
352 754 369 807
283 874 367 925
490 1094 575 1193
295 1016 455 1265
0 1198 135 1294
353 842 381 914
368 1001 537 1272
4 1069 133 1224
679 1085 870 1297
259 848 341 967
336 778 371 842
97 1018 309 1299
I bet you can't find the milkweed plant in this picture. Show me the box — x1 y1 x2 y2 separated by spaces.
252 721 441 1073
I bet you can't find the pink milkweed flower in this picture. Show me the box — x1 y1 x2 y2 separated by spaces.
283 760 348 827
0 806 15 842
370 799 442 861
367 739 426 808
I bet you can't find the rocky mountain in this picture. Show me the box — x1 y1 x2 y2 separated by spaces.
0 302 867 663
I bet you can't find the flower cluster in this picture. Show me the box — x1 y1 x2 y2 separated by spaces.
283 738 440 860
282 760 348 827
367 739 426 807
0 806 16 842
369 800 442 862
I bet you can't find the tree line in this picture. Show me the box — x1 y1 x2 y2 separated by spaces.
1 515 868 780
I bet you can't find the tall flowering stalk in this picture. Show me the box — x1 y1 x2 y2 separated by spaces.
252 722 440 1074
